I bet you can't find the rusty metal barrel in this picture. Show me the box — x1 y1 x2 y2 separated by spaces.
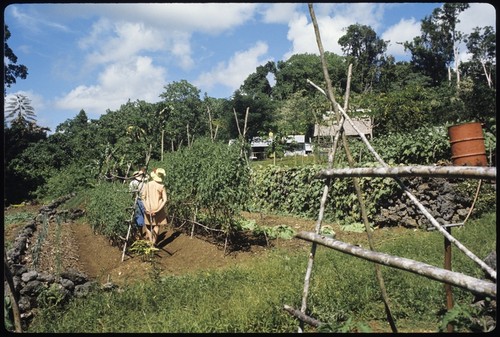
448 122 487 166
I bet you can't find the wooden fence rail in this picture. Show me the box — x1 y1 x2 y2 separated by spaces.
318 166 496 181
296 231 496 298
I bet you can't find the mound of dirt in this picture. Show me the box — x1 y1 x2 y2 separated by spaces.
6 206 326 288
5 203 396 289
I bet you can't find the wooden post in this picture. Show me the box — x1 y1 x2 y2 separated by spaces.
444 226 454 333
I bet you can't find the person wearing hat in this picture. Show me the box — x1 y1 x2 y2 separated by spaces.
140 167 168 245
129 169 146 193
129 168 147 239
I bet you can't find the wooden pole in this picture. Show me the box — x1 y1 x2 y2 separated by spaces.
318 166 496 180
296 231 496 298
308 78 497 281
444 226 454 333
307 3 397 332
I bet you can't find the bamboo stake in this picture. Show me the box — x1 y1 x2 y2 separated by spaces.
121 145 152 262
207 106 214 142
307 3 397 332
296 231 496 298
308 78 497 281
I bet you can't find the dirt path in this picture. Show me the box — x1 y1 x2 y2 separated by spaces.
5 205 389 289
72 221 270 286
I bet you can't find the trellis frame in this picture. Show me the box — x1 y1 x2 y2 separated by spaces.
285 3 496 333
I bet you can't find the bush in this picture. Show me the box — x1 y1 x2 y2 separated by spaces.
85 181 132 245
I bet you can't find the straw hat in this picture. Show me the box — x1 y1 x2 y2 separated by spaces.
132 171 144 181
150 168 166 183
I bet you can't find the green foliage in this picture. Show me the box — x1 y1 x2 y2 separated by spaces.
4 211 35 224
36 162 97 202
4 25 28 89
4 295 14 331
37 283 68 309
85 182 131 245
159 80 207 149
369 126 450 165
162 138 250 242
27 212 495 333
338 23 387 93
249 164 398 227
128 240 159 261
236 219 296 240
438 299 496 333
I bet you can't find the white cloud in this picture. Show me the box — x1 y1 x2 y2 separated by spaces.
382 18 421 59
88 3 259 35
194 41 271 96
283 3 388 60
55 56 165 117
81 19 165 66
458 3 496 32
260 3 300 24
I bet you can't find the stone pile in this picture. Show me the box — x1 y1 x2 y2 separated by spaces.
374 177 474 228
3 194 112 331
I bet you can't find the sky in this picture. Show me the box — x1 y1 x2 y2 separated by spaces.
3 2 496 133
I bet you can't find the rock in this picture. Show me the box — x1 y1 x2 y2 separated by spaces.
21 271 38 282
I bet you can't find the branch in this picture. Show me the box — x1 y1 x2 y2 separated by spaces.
318 166 496 180
283 304 322 327
296 231 496 298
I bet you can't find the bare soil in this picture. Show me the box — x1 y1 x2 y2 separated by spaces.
4 205 404 289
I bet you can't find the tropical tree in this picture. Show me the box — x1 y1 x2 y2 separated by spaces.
239 61 276 98
374 57 432 92
274 89 327 138
404 3 470 86
464 26 496 88
4 25 28 93
159 80 206 150
5 94 36 127
228 89 277 141
273 52 346 100
338 23 388 93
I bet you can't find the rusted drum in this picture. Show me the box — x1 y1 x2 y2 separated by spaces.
448 122 487 166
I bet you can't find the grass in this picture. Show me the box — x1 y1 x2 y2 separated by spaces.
26 211 496 333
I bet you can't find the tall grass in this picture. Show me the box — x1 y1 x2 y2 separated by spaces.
27 211 495 333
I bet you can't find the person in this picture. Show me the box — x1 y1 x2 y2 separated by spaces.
141 167 168 245
129 169 147 238
129 170 146 193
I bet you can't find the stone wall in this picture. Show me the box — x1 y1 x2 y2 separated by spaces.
4 194 115 331
374 177 475 229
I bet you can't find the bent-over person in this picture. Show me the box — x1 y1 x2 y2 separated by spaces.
141 167 167 245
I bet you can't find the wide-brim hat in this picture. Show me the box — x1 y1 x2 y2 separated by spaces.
150 168 165 183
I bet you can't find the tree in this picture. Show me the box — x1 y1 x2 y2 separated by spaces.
159 80 205 150
239 61 276 98
273 52 346 100
465 26 496 88
404 3 470 86
4 25 28 93
228 90 277 141
338 23 388 92
5 94 36 127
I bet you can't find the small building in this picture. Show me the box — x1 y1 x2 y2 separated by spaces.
284 135 313 157
314 111 373 139
249 137 272 160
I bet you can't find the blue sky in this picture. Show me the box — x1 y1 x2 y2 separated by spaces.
4 3 496 132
